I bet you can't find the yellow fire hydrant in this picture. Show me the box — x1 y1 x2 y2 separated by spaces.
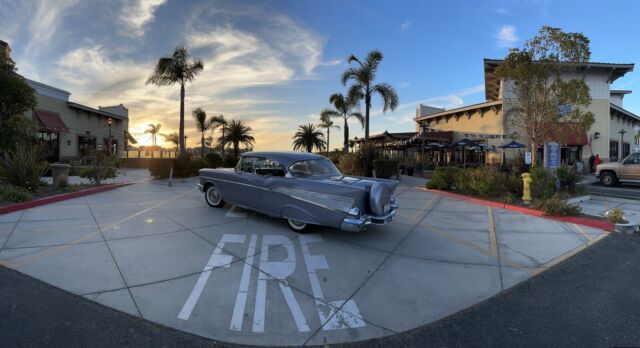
521 172 532 204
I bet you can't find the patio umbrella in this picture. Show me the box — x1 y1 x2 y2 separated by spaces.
498 140 525 166
453 139 479 166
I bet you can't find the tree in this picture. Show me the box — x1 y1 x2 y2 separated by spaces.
146 46 204 155
349 138 357 153
162 132 179 152
320 93 363 153
0 58 37 152
144 123 162 146
342 50 398 174
292 123 326 153
209 114 226 155
318 114 340 156
218 119 255 158
496 26 595 166
192 107 221 158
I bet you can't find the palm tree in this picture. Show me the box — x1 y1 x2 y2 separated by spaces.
320 93 363 153
318 114 340 156
205 135 214 150
162 132 179 152
348 138 357 153
209 114 226 156
342 50 398 143
146 46 204 155
144 123 162 146
192 107 220 158
292 123 326 153
218 119 255 158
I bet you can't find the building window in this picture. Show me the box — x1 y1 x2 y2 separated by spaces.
609 140 619 161
623 142 630 158
38 131 59 162
78 136 96 158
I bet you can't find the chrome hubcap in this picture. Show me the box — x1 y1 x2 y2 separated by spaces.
207 187 221 205
289 219 306 228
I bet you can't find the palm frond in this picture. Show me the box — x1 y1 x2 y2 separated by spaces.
373 83 399 112
349 112 365 128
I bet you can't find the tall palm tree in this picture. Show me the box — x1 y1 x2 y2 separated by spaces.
320 93 363 153
292 123 326 153
144 123 162 146
192 107 220 158
162 132 179 152
218 119 255 158
209 114 226 156
318 114 340 155
146 46 204 155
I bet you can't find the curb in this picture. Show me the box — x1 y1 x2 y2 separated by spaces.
0 183 132 215
419 187 614 232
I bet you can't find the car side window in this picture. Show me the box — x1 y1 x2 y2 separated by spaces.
240 157 260 173
624 154 640 164
255 158 286 177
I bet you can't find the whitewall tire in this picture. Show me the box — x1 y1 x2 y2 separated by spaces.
205 185 225 208
287 219 308 233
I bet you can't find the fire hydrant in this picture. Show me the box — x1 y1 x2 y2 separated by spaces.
521 172 532 204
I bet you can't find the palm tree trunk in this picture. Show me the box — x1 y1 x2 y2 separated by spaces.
364 89 371 176
200 131 205 158
179 84 185 155
233 142 239 158
343 119 349 154
327 129 330 156
221 127 225 157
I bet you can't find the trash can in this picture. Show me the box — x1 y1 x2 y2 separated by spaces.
50 163 71 188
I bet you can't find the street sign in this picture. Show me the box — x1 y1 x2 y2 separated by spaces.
525 152 532 164
547 142 561 168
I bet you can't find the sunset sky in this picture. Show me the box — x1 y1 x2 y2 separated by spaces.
3 0 640 149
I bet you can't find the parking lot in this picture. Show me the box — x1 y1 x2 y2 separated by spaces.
0 178 607 346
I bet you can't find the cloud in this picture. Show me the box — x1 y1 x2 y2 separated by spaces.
400 20 413 31
494 7 508 15
119 0 167 37
495 25 518 48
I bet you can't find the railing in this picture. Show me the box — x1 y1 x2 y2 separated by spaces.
120 150 178 159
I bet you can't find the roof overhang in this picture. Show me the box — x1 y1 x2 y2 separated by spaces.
610 103 640 123
484 59 635 101
67 102 127 120
414 100 503 123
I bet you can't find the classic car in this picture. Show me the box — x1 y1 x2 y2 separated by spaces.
198 151 398 232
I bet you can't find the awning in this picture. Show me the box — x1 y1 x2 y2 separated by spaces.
124 130 138 144
35 110 69 133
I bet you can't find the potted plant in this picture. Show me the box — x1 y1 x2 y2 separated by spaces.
605 207 638 234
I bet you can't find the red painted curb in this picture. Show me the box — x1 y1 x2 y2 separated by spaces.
0 183 132 215
418 187 614 232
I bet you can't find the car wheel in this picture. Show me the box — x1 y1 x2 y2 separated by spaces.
287 219 308 233
600 172 617 187
205 185 225 208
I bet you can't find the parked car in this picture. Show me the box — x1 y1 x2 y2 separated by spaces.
596 153 640 186
198 151 398 232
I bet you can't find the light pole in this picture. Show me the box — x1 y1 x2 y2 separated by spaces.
619 129 627 161
107 117 113 156
420 123 428 174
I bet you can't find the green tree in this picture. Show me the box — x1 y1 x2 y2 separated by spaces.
342 50 398 174
162 132 179 152
292 123 326 153
496 26 595 165
218 119 255 158
320 93 363 153
208 114 226 155
146 46 204 155
0 58 37 152
144 123 162 146
192 107 222 158
318 114 340 155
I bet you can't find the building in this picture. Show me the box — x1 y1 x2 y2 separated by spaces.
25 79 135 162
0 40 10 63
414 59 640 165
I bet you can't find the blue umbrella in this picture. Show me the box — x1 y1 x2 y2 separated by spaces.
499 140 525 149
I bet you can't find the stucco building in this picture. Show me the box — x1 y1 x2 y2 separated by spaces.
25 79 134 162
414 59 640 165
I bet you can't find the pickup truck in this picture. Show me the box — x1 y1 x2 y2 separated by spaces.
596 153 640 186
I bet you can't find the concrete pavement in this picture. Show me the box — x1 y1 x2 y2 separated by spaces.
0 176 608 346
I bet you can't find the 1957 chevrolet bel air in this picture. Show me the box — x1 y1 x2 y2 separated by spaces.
198 151 398 232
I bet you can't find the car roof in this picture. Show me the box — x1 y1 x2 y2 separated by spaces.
242 151 327 166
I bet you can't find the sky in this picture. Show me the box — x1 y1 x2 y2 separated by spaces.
2 0 640 149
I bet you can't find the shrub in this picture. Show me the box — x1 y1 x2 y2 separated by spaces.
205 152 222 168
79 153 120 185
556 164 580 194
338 153 364 176
605 207 627 224
327 151 342 165
0 184 32 202
530 166 556 200
373 159 399 179
149 155 208 179
173 154 195 178
190 158 208 174
222 154 238 168
535 194 581 216
468 166 507 198
426 167 460 191
0 141 48 193
148 159 173 179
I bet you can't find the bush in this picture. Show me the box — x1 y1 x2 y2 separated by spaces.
190 158 208 174
530 166 556 200
373 159 399 179
556 164 580 194
148 159 173 179
468 166 507 198
338 153 364 176
0 184 32 202
535 194 581 216
606 207 627 224
149 155 209 179
0 141 48 193
426 167 460 191
79 153 120 185
222 154 238 168
205 152 222 168
173 154 195 178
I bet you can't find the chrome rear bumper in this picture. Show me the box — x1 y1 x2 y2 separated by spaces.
340 203 398 232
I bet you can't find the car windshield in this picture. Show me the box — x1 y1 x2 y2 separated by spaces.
288 159 341 178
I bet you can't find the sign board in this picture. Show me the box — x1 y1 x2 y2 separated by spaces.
547 142 561 168
524 152 532 164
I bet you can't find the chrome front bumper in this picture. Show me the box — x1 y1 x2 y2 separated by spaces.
197 182 204 192
340 203 398 232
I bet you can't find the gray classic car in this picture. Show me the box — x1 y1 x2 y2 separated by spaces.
198 151 398 232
